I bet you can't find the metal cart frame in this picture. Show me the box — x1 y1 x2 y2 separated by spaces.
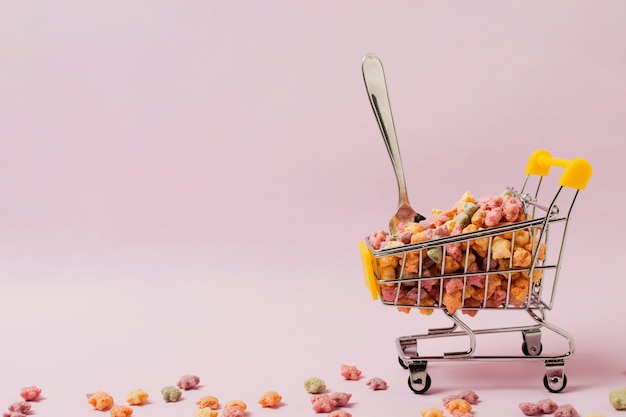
359 150 592 393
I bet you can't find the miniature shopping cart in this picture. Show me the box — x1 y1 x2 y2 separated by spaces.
359 150 592 394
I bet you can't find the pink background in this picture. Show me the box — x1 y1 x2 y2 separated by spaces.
1 1 625 415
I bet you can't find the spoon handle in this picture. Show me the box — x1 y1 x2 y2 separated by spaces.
362 54 410 206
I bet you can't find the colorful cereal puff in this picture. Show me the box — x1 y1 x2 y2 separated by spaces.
311 394 336 413
177 374 200 390
196 395 219 410
7 402 31 413
328 411 352 417
87 391 115 411
161 386 182 402
194 409 218 417
366 377 388 390
258 391 282 408
224 400 247 412
329 392 351 407
340 364 362 380
19 386 42 401
304 377 326 394
421 408 445 417
609 387 626 410
110 405 133 417
126 388 149 405
221 407 244 417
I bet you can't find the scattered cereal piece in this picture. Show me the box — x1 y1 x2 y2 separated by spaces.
442 390 479 406
311 394 337 413
366 377 388 390
304 377 327 394
328 411 352 417
519 402 541 416
537 398 559 413
110 405 133 417
340 364 362 381
177 374 200 390
329 392 351 407
2 412 27 417
88 391 115 411
609 387 626 410
224 400 247 412
258 390 282 408
19 386 42 401
126 388 149 405
554 404 578 417
221 407 244 417
7 402 31 414
196 395 220 410
194 409 219 417
421 408 445 417
160 386 182 402
445 398 472 414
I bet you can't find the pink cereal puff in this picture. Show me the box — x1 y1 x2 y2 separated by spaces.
177 374 200 390
3 412 27 417
554 404 578 417
329 392 352 407
366 377 388 390
340 364 362 381
519 402 541 416
537 398 559 414
221 407 244 417
19 385 42 401
328 411 352 417
109 405 133 417
7 402 31 413
311 394 337 413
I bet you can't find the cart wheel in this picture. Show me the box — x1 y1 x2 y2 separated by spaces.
522 341 543 356
407 373 431 394
543 373 567 393
398 356 408 369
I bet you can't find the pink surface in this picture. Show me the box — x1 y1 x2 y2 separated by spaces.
1 1 625 416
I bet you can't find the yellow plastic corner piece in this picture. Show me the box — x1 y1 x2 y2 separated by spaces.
359 241 379 300
524 149 592 190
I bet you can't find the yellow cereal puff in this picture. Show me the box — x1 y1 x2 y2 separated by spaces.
404 222 425 234
421 407 445 417
445 398 472 413
443 256 460 274
491 236 512 259
379 255 398 269
380 266 396 280
110 405 133 417
196 395 219 410
524 240 546 261
411 230 430 244
443 290 463 314
471 209 486 227
88 391 114 411
397 307 412 313
470 235 489 258
126 388 149 406
224 400 247 411
404 253 419 274
510 276 530 306
512 247 532 268
513 229 531 248
194 409 218 417
258 390 282 408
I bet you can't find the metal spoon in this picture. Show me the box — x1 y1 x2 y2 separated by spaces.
362 53 425 234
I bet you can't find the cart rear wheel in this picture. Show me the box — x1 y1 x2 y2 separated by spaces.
543 373 567 393
407 373 431 394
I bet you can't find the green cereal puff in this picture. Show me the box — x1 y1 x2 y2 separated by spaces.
609 387 626 410
463 202 478 218
427 247 443 264
304 377 326 394
161 385 182 402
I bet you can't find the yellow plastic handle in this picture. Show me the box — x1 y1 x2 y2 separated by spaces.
524 149 592 190
359 241 379 300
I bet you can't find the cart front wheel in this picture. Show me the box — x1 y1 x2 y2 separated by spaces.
543 373 567 393
522 341 543 356
398 356 409 369
407 373 431 394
